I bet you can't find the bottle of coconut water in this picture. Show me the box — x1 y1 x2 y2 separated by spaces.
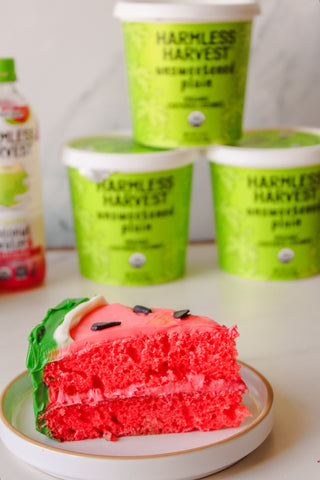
0 58 45 290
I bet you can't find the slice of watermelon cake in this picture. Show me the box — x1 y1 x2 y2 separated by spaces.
26 295 249 442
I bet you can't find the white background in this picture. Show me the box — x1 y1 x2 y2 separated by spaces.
1 0 319 247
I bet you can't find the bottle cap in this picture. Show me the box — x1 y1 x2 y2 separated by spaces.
0 58 17 82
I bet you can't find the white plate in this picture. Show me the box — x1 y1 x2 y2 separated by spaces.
0 362 274 480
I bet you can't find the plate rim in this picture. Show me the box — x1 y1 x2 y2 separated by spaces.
0 361 274 461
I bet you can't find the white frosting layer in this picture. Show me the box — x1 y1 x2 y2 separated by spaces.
53 295 108 346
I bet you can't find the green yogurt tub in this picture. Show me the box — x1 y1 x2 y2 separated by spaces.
207 128 320 280
114 0 259 148
62 134 197 286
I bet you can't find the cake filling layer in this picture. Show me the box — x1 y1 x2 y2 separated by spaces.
48 376 246 406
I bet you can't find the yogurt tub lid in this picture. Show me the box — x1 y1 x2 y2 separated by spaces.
206 128 320 169
62 134 198 180
114 0 260 23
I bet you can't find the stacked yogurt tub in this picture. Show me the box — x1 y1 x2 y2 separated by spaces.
61 135 196 285
62 1 320 284
207 128 320 280
114 0 259 148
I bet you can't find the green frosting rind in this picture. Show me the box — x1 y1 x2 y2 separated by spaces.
26 297 89 437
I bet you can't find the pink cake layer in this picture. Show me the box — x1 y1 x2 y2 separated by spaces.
41 391 248 442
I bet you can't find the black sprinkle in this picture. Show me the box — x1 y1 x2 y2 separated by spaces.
133 305 152 315
173 309 190 319
36 325 46 343
91 322 121 331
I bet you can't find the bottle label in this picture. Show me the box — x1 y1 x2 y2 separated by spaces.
0 102 45 287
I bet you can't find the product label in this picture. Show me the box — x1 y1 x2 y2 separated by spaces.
0 104 45 286
69 165 192 285
68 165 193 285
123 21 252 147
211 163 320 280
0 164 28 207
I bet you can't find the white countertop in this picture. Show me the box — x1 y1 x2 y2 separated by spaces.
0 244 319 479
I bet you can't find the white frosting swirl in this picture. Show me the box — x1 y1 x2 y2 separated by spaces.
53 295 107 346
